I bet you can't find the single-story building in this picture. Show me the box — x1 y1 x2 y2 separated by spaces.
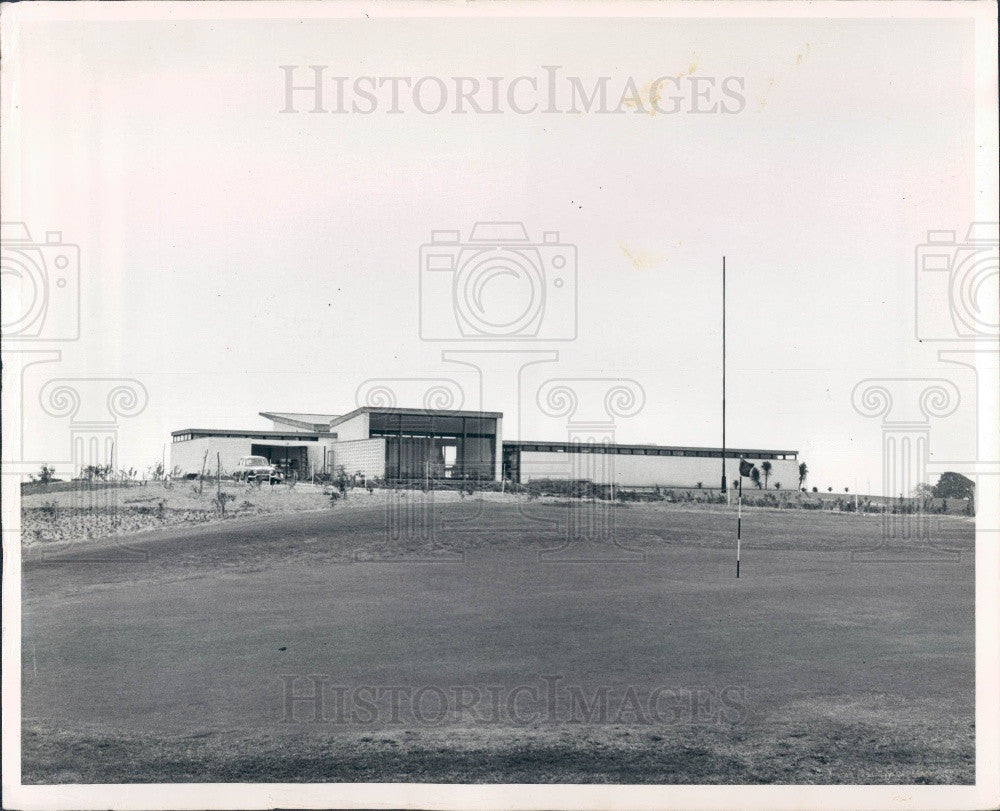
503 440 800 490
172 406 799 489
171 407 503 481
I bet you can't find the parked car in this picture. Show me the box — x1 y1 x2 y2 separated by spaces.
234 455 283 484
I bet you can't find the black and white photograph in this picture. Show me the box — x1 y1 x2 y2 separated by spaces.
1 2 998 809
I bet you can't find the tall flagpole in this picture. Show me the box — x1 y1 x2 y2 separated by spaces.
722 256 727 495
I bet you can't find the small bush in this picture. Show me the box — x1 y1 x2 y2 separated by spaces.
526 479 600 499
213 491 235 515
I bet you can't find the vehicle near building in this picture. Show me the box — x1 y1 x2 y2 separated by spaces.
171 407 798 490
233 455 283 484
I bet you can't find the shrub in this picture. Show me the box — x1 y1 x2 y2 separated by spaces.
527 479 598 499
213 491 235 515
616 489 662 503
34 465 57 485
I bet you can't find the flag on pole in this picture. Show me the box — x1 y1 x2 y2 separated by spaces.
738 458 754 478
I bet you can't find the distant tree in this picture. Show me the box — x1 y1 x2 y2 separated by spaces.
811 487 818 493
933 472 974 501
913 482 935 511
798 462 808 489
751 467 762 489
844 487 849 493
35 465 56 485
761 461 772 489
82 464 111 482
827 486 833 493
695 481 703 489
774 482 781 490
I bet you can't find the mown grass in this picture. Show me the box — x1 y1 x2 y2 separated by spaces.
21 500 975 784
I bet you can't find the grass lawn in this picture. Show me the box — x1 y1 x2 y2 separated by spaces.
20 499 975 783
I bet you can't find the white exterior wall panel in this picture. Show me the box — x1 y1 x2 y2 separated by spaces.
331 413 370 441
170 437 253 476
518 451 799 490
172 437 329 477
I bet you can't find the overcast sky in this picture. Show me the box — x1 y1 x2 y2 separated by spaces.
3 8 993 494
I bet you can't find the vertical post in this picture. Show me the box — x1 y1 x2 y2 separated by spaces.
199 449 208 494
461 416 467 480
216 452 221 497
721 256 727 496
736 474 742 578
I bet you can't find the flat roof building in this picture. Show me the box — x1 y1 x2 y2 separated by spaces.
172 406 797 489
172 407 503 482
